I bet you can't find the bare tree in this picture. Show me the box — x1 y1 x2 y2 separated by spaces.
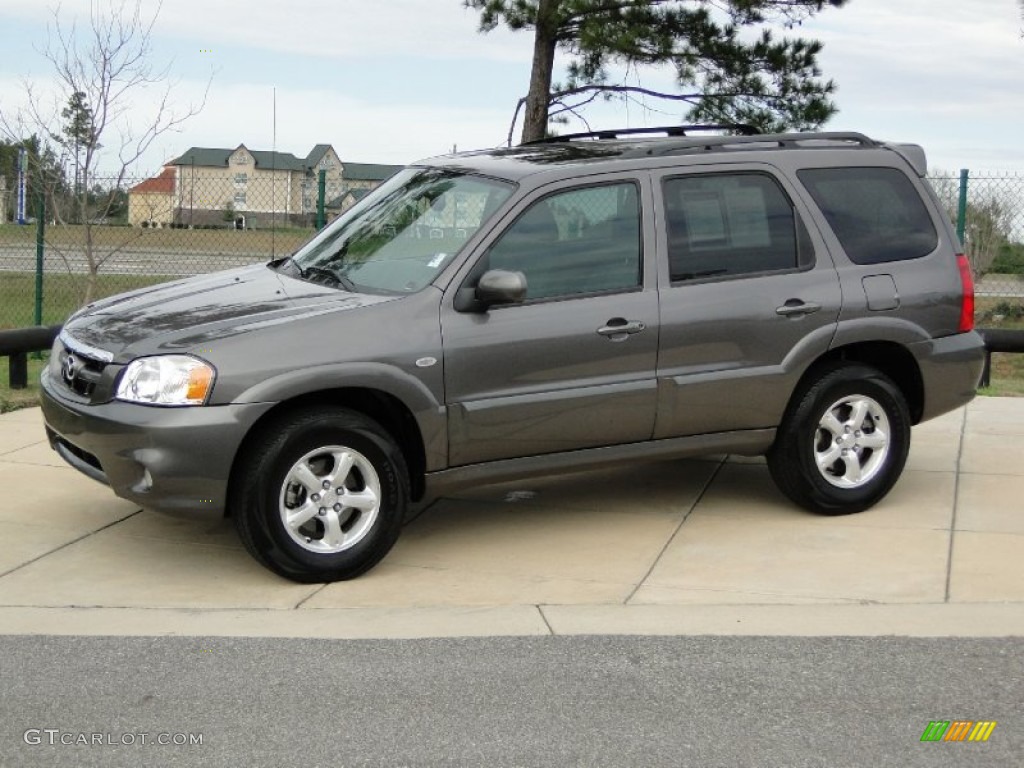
931 173 1014 277
3 0 210 304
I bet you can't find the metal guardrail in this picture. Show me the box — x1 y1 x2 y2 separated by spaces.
0 325 61 389
978 327 1024 388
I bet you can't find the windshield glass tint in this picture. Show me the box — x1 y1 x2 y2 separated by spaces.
291 168 514 293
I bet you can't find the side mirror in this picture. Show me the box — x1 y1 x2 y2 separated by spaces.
453 269 528 312
474 269 527 308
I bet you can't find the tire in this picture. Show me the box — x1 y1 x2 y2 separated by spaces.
767 363 911 515
232 407 409 582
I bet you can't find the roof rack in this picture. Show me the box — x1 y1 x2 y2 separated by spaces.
523 124 761 145
518 129 882 162
668 131 880 153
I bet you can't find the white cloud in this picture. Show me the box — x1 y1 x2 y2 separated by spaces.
4 0 1024 175
173 80 515 169
0 71 515 177
0 0 533 62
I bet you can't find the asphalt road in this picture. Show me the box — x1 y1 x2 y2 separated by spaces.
1 635 1020 767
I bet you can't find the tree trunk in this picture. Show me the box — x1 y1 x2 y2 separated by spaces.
521 0 560 144
83 218 97 305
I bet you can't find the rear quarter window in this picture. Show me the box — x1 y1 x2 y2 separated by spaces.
798 167 938 264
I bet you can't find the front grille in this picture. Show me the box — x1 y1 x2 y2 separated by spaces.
56 343 107 399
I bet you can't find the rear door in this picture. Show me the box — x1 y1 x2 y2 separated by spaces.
652 164 842 438
440 174 659 466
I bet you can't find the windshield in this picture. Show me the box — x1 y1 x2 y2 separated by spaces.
285 168 515 293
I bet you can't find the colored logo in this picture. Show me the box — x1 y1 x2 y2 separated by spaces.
920 720 997 742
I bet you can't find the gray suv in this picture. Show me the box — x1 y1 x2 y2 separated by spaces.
40 128 985 582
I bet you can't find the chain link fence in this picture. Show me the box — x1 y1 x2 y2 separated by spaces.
0 173 337 329
929 171 1024 323
2 169 1024 330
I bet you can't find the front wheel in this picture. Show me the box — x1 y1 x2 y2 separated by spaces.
767 364 911 515
232 407 408 582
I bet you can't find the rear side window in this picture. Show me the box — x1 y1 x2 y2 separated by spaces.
798 167 938 264
663 173 801 282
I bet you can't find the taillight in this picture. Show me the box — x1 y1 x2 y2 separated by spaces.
956 253 974 333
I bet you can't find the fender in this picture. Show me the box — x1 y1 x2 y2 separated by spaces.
233 361 448 471
829 317 933 351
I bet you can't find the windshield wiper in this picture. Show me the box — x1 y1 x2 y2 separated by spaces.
274 256 305 278
334 272 358 292
301 264 359 293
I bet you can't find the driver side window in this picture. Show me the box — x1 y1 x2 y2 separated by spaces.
483 182 642 301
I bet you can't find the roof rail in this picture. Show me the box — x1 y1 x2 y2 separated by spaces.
655 131 880 152
523 124 760 145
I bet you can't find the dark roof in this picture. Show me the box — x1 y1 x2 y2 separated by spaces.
306 144 332 166
249 150 306 172
326 187 372 210
171 147 232 167
341 162 401 181
172 145 319 171
170 145 404 178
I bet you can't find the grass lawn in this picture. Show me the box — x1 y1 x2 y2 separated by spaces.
979 358 1024 397
976 297 1024 397
0 355 47 413
0 222 314 255
1 272 174 328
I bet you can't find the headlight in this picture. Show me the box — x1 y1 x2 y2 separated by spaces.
116 356 215 406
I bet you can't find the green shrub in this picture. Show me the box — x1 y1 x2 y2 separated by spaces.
990 243 1024 275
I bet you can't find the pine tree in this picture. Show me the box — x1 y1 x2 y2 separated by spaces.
60 91 99 217
467 0 848 143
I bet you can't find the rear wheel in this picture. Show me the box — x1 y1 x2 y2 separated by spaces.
767 363 911 515
233 407 408 582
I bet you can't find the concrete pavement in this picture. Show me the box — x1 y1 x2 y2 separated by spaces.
0 399 1022 639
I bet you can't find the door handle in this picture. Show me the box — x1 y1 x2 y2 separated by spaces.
597 318 646 340
775 300 822 317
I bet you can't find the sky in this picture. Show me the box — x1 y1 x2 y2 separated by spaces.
0 0 1022 179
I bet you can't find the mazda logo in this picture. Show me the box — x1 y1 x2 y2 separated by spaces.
62 353 80 384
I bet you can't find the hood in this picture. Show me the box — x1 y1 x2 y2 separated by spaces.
63 264 397 360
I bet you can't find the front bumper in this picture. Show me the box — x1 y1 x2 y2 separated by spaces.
40 367 274 515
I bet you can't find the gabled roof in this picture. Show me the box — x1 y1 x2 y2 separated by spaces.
341 162 401 181
327 187 372 209
130 165 176 195
249 150 306 172
169 144 402 179
171 145 309 171
305 144 333 167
